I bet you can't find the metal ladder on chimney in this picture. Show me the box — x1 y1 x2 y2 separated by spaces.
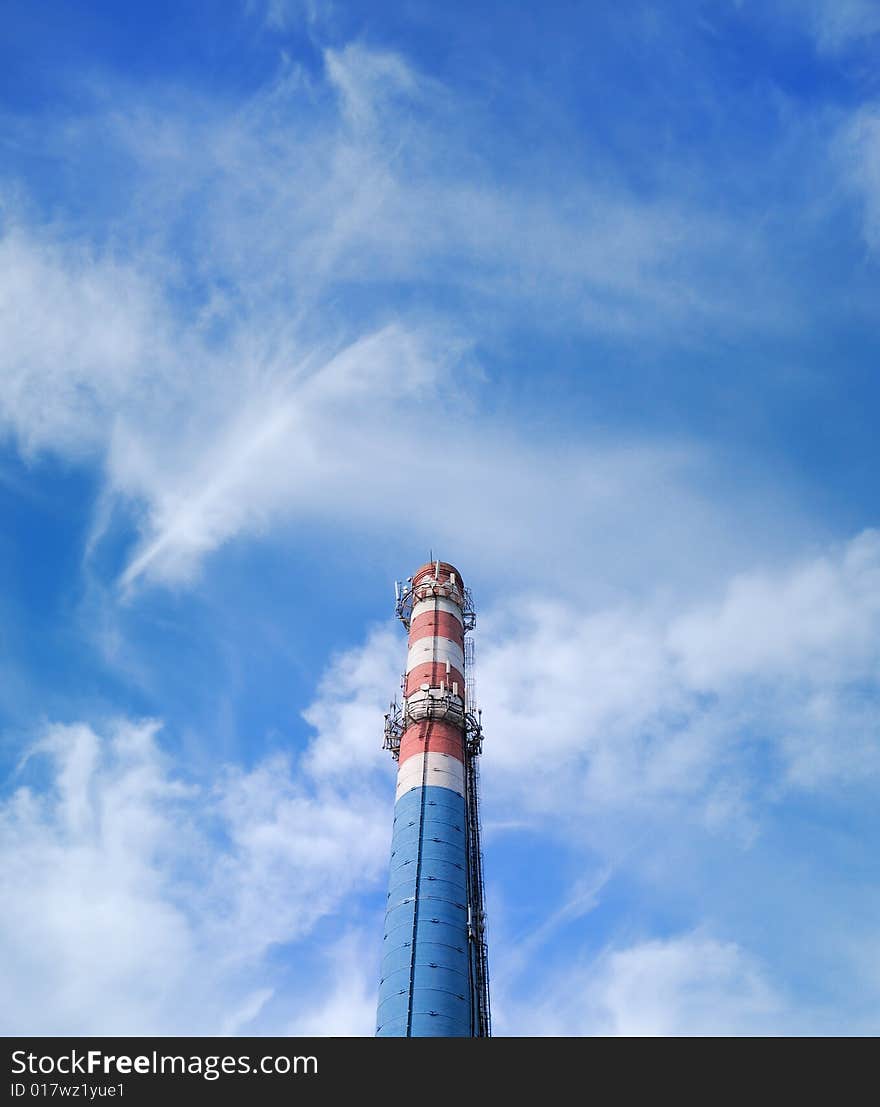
464 634 492 1037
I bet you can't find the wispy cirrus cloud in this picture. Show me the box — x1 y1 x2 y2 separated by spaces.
838 107 880 252
794 0 880 53
0 214 801 595
0 39 822 591
246 0 327 33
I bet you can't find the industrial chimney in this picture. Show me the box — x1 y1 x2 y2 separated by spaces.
376 560 491 1037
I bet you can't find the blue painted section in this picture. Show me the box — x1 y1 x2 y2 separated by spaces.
376 783 472 1037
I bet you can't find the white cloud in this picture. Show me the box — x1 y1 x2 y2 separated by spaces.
0 714 390 1034
248 0 326 32
69 39 753 331
502 933 786 1035
0 38 814 590
0 218 794 596
302 623 402 780
273 529 880 845
796 0 880 53
110 322 457 587
839 107 880 252
0 226 168 458
475 529 880 832
325 44 420 130
285 931 379 1036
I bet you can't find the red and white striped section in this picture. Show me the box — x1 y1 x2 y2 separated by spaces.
396 561 467 801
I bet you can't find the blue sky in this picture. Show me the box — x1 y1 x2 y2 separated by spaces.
2 0 880 1035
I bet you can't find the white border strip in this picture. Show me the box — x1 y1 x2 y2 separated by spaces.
411 597 464 625
406 636 465 674
395 751 465 801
